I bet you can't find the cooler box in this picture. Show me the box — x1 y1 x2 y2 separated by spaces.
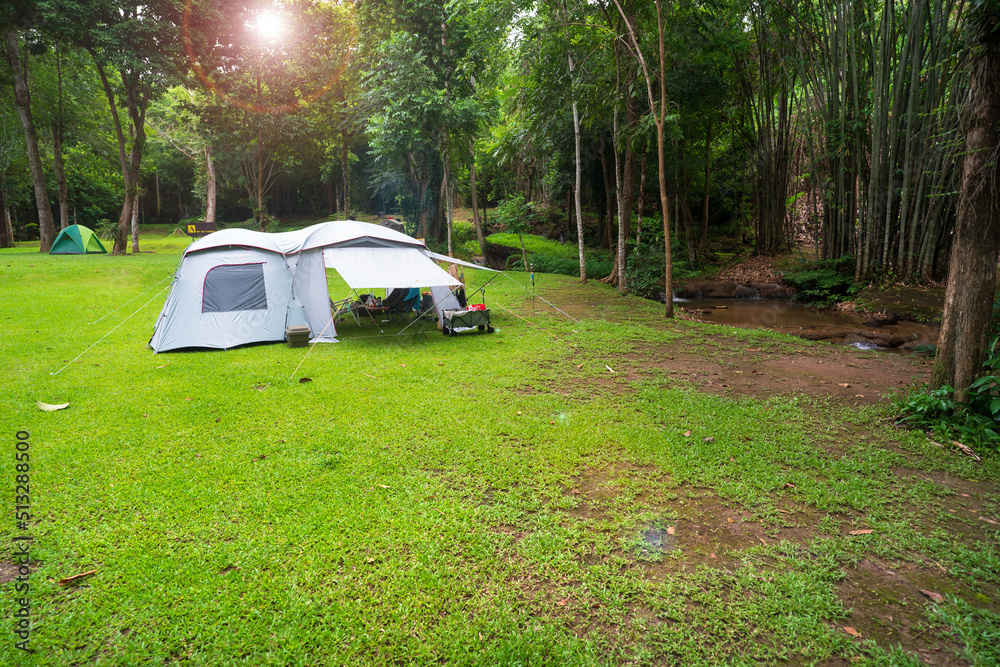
285 325 311 348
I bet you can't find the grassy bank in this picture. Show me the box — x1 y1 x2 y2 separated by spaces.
0 232 997 665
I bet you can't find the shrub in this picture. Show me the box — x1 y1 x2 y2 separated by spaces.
506 253 613 278
95 218 124 243
451 219 476 246
894 337 1000 453
625 243 666 300
780 255 857 305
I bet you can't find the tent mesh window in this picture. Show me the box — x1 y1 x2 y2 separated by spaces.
202 263 268 313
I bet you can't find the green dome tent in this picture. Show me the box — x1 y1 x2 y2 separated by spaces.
49 225 108 254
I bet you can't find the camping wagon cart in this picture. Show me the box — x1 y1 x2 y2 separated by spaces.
441 305 494 336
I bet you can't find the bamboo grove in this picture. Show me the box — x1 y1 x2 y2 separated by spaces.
0 0 979 287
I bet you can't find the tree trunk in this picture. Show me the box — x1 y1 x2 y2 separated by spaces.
93 57 148 253
445 161 453 256
931 7 1000 401
53 43 69 230
598 137 613 248
0 170 13 248
3 32 56 251
256 126 266 231
341 129 350 215
468 137 484 249
699 119 712 251
204 144 216 224
52 121 69 230
573 94 586 283
130 193 140 253
636 151 646 246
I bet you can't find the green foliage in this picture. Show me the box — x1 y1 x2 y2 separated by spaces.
625 241 666 300
507 253 612 278
94 217 123 244
451 218 476 247
487 230 613 277
492 193 535 235
486 232 593 259
780 255 858 305
895 339 1000 452
930 597 1000 666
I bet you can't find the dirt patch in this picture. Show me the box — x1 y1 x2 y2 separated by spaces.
716 255 785 284
631 340 932 406
837 560 995 666
0 560 19 584
855 285 947 323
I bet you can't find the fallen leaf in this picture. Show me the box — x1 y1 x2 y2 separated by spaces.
783 482 796 488
667 526 675 535
576 363 584 369
727 518 734 523
215 417 221 423
605 365 615 373
758 537 767 545
960 493 971 498
850 656 864 663
734 370 743 374
36 401 70 412
844 626 860 637
556 598 568 607
703 437 716 443
839 383 850 388
401 363 406 367
709 553 717 559
571 489 581 495
517 411 522 415
57 570 97 586
298 377 312 383
849 529 874 535
920 589 944 603
979 516 998 525
855 394 865 398
683 430 692 437
777 509 791 514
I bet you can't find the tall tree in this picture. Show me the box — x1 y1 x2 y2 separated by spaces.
610 0 673 315
43 0 182 253
931 0 1000 400
2 30 57 251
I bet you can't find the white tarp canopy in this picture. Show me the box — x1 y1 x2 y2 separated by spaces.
149 220 466 352
324 247 464 290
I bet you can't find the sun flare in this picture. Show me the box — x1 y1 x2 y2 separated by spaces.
255 11 284 41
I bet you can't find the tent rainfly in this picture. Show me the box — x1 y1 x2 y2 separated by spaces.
148 220 485 352
50 224 108 254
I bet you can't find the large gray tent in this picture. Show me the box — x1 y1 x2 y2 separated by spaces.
149 220 473 352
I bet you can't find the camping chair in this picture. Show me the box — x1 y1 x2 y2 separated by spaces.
383 288 421 325
331 296 360 327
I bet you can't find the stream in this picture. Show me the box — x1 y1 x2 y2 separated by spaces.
673 297 938 353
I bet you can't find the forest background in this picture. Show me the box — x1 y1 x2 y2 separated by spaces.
2 0 999 395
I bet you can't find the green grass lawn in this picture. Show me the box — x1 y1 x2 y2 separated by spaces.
1 230 998 665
